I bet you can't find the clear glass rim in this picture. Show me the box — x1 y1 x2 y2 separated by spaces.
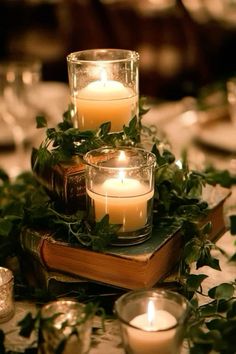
0 267 14 286
41 299 85 318
84 147 156 171
67 48 139 64
114 289 189 332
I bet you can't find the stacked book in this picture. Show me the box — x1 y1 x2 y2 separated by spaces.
20 177 230 290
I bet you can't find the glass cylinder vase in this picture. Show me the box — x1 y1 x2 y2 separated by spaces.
114 289 189 354
67 49 139 132
84 147 156 245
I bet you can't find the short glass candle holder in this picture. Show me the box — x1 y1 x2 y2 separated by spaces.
114 289 189 354
38 300 93 354
84 147 156 245
67 48 139 132
0 267 14 323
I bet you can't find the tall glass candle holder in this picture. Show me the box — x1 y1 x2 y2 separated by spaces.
0 267 14 323
67 49 139 132
38 300 93 354
114 289 189 354
84 147 156 245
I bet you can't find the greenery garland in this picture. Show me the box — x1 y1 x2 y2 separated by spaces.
0 102 236 353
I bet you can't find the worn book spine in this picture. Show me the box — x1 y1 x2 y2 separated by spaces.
32 156 86 213
20 227 89 292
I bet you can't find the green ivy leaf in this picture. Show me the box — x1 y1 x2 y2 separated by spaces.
186 274 208 292
196 248 221 271
217 298 234 313
203 167 236 188
0 168 9 183
208 283 235 300
0 218 13 236
184 241 201 265
199 301 218 317
206 318 227 331
98 121 111 136
36 115 47 128
18 312 37 338
227 300 236 319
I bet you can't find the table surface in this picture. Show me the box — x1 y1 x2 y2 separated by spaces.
0 87 236 353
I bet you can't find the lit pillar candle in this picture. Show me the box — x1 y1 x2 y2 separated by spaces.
128 300 178 354
74 69 138 131
87 169 153 232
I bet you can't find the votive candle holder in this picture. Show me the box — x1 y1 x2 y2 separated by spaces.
38 299 93 354
84 147 156 245
67 48 139 132
114 289 189 354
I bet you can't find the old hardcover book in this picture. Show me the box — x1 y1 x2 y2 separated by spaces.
32 155 86 213
20 185 230 290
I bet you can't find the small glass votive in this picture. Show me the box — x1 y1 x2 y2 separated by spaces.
114 289 189 354
38 300 93 354
67 49 139 132
84 147 156 245
227 76 236 126
0 267 14 323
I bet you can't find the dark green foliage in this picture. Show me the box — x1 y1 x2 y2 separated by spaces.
1 103 236 354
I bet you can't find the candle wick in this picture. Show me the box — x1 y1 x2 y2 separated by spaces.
100 69 107 87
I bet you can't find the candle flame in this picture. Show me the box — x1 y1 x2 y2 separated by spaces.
118 169 125 183
100 68 107 86
147 300 155 327
118 150 126 161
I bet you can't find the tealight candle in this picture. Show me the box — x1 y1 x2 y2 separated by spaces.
84 147 156 245
67 49 139 132
0 267 14 323
115 289 189 354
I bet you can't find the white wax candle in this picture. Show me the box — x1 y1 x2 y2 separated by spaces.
87 175 153 232
74 72 137 131
128 305 178 354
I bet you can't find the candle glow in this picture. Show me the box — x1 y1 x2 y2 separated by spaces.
74 68 137 131
129 306 178 354
87 170 153 232
147 300 155 328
